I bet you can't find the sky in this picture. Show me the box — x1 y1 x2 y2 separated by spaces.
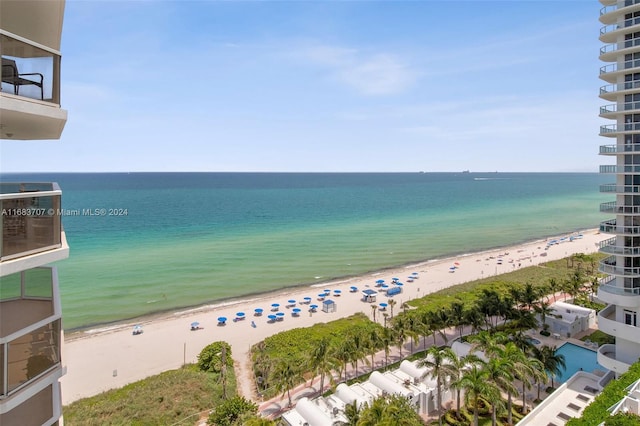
1 0 608 173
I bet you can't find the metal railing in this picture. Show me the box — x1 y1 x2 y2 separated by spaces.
599 255 640 276
600 183 640 193
600 219 640 234
600 201 640 214
600 165 640 174
600 102 640 115
600 80 640 95
601 16 640 36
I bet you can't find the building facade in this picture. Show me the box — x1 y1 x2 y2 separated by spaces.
597 0 640 375
1 1 68 425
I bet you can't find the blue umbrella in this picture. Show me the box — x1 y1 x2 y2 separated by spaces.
288 299 296 304
376 279 385 284
411 272 419 276
236 312 245 317
392 277 399 281
310 304 318 310
324 289 331 294
350 286 358 290
333 289 341 294
254 308 263 314
217 317 227 323
191 321 200 328
292 308 301 314
303 296 312 303
395 282 403 286
271 303 280 307
268 314 277 321
318 293 326 298
379 302 388 309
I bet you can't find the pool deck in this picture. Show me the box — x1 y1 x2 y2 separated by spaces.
519 327 611 425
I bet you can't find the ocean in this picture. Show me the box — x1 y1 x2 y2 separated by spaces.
0 172 608 330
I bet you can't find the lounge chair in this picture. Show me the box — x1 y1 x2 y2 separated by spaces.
2 58 44 100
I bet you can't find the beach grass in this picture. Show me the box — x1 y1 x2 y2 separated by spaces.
63 364 234 426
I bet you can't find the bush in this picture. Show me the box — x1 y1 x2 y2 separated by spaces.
605 412 640 426
207 395 257 426
540 330 551 337
198 341 233 373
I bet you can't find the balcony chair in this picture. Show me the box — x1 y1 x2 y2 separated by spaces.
2 57 44 100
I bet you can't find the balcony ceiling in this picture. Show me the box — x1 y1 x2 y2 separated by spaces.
0 0 65 52
0 95 67 140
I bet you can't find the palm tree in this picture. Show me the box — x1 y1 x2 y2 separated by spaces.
349 329 369 377
392 316 408 358
516 356 545 414
534 300 554 330
332 338 353 382
468 330 507 359
534 345 566 389
502 342 527 425
459 364 496 426
370 304 377 323
404 312 420 353
388 299 397 317
367 328 384 372
449 301 467 338
308 336 334 394
484 357 518 426
548 277 560 302
344 401 361 425
272 360 301 407
418 346 458 426
520 282 540 312
447 352 468 413
380 327 394 367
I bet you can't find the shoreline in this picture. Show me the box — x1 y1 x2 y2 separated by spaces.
61 228 608 404
64 226 597 337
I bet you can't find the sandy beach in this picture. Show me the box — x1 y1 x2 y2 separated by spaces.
60 229 608 405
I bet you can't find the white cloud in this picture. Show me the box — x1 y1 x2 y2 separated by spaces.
303 45 419 96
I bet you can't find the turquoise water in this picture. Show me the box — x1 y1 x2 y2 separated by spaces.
0 172 608 330
554 342 604 383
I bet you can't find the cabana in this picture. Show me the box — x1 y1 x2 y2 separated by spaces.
362 289 377 303
322 299 336 313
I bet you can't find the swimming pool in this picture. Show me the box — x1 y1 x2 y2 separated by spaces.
553 342 604 384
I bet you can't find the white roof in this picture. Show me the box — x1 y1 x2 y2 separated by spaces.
369 371 414 398
295 397 333 426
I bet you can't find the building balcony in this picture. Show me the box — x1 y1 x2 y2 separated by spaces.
0 266 61 398
600 201 640 215
0 33 66 140
600 102 640 118
600 0 640 25
600 39 640 62
600 218 640 235
598 283 640 307
0 182 68 267
597 344 631 375
600 123 640 136
600 81 640 101
599 236 640 255
600 16 640 43
599 255 640 276
600 165 640 174
598 304 640 342
600 183 640 193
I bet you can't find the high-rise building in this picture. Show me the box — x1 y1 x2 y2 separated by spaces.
0 1 68 425
597 0 640 376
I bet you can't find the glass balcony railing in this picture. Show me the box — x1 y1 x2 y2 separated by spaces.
600 38 640 56
599 282 640 296
601 0 640 17
600 123 640 134
600 201 640 214
599 236 640 255
601 16 640 36
599 143 640 153
600 218 640 234
0 267 61 398
0 183 62 261
599 183 640 193
600 80 640 95
599 255 640 276
600 165 640 173
600 102 640 115
0 33 61 104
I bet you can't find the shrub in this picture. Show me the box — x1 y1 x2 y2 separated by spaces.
207 395 257 426
198 341 233 373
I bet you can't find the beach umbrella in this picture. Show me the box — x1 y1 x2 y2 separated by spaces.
292 308 301 314
133 325 143 335
392 277 399 281
411 272 419 276
395 282 403 286
381 284 389 289
236 312 245 317
303 296 312 303
268 314 277 321
333 289 341 294
318 293 326 298
376 279 385 284
271 303 280 311
454 262 460 266
379 302 388 309
191 321 200 328
254 308 263 314
324 289 331 294
288 299 296 305
217 317 227 323
310 304 318 310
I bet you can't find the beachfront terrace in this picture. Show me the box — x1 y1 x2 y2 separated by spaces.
0 266 61 397
0 183 64 264
597 344 631 374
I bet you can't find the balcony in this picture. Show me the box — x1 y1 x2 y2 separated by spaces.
0 33 66 140
600 165 640 174
600 123 640 136
600 38 640 62
598 283 640 307
598 304 640 342
597 344 631 374
600 16 640 43
600 183 640 193
600 81 640 101
600 0 640 25
600 102 640 118
599 219 640 235
599 236 640 255
0 182 68 266
599 255 640 276
600 201 640 215
0 267 61 398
